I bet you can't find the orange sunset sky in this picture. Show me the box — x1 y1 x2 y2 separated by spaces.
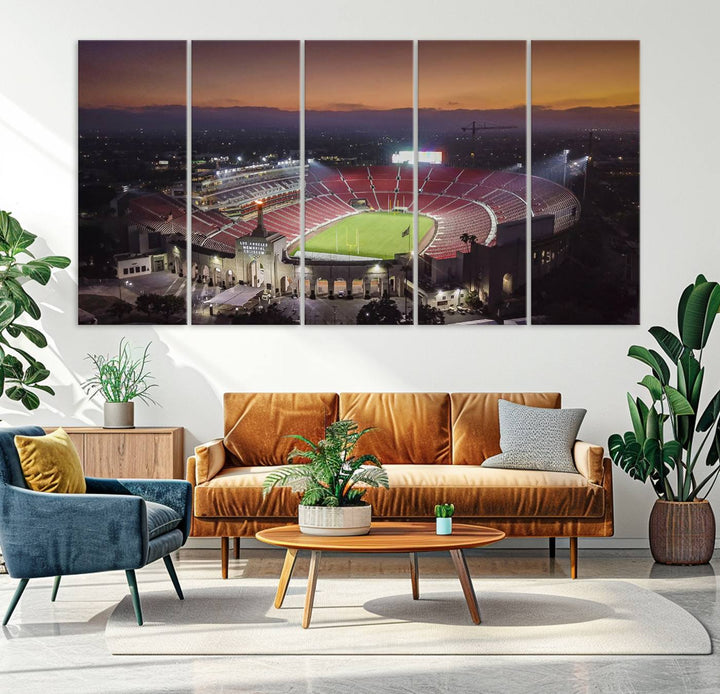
79 40 639 112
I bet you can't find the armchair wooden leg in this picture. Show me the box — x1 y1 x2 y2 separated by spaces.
570 537 578 579
163 555 184 600
3 578 29 626
125 570 143 626
51 576 61 602
234 537 240 560
548 537 556 558
221 537 229 579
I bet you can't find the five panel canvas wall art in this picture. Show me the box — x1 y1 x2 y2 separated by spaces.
77 40 640 326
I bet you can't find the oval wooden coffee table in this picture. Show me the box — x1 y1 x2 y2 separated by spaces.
256 522 505 628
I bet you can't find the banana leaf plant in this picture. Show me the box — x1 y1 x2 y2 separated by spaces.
262 419 389 506
0 211 70 411
609 274 720 501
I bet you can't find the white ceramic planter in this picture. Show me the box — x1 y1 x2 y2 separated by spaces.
298 504 372 536
103 402 135 429
436 517 453 535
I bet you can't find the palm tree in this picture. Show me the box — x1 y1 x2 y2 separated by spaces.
460 233 478 253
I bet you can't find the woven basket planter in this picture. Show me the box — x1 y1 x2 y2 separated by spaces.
298 504 372 536
649 499 716 565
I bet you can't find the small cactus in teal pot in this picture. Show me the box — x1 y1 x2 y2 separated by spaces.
435 503 454 534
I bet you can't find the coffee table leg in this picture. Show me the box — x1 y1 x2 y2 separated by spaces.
409 552 419 599
449 549 481 624
302 550 321 629
274 548 299 609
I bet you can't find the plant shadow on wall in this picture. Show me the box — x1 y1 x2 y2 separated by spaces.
609 274 720 565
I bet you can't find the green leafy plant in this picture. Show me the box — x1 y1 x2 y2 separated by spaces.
83 339 158 404
0 211 70 410
262 420 389 506
434 503 455 518
609 274 720 501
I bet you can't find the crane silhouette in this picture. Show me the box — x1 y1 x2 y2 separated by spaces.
461 121 517 137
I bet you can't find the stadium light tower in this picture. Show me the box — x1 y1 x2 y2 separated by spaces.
562 149 570 187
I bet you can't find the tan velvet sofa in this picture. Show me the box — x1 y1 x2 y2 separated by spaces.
187 392 613 578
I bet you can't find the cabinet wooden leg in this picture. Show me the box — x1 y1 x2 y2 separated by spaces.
409 552 419 599
221 537 229 579
549 537 556 558
570 537 578 579
302 550 321 629
234 537 240 560
274 548 298 608
450 549 481 624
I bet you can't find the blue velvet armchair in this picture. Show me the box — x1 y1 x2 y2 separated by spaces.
0 426 192 626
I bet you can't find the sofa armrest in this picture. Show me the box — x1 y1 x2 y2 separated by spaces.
0 484 147 578
573 440 605 485
192 438 226 484
85 477 192 541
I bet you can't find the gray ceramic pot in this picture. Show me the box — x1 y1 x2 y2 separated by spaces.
103 401 135 429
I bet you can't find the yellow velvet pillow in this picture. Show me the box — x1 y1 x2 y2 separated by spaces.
14 428 86 494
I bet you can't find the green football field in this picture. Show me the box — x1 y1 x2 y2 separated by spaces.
303 212 434 259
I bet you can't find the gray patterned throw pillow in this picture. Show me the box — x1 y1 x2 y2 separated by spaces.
482 399 586 474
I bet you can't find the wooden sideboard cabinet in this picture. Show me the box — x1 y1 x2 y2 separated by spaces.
43 427 184 480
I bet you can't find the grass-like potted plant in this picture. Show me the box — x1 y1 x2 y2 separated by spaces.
609 274 720 564
435 503 455 535
262 419 389 536
83 339 158 429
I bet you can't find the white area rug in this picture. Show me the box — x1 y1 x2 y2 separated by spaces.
105 578 711 655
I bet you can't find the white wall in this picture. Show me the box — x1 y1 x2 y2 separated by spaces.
1 0 719 547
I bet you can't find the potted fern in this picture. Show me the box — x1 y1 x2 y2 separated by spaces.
262 419 389 536
609 274 720 564
83 339 158 428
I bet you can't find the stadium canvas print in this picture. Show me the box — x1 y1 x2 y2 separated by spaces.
418 41 527 325
304 41 414 325
531 41 640 324
78 41 187 324
191 41 300 324
77 39 639 327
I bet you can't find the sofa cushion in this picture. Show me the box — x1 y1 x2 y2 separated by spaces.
145 500 183 540
451 392 562 464
193 464 603 520
223 393 338 466
339 392 451 465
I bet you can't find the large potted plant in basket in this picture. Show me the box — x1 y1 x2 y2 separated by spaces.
609 274 720 565
263 419 389 536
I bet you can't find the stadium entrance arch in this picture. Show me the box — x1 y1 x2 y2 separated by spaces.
333 278 347 296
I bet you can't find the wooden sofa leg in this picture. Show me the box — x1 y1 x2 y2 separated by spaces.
234 537 240 559
221 537 229 579
548 537 556 558
570 537 578 579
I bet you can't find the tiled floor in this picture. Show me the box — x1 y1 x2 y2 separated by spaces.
0 548 718 693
